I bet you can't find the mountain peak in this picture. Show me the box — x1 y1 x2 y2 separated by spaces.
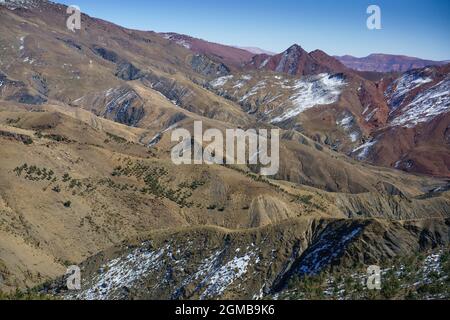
309 49 331 58
245 44 347 76
286 44 305 52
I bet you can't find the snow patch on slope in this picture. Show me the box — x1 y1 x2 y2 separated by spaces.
210 75 233 88
199 252 257 299
75 245 166 300
67 240 261 300
298 227 363 276
337 114 360 143
337 114 354 130
161 33 191 49
390 76 450 127
271 74 346 123
352 140 377 160
386 71 433 111
239 80 266 102
260 58 270 69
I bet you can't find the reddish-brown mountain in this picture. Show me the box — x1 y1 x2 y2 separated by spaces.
246 44 336 76
336 54 447 72
159 32 255 69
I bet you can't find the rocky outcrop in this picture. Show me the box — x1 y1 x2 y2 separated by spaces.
57 37 82 51
92 46 144 81
0 72 46 105
115 61 144 81
46 217 450 300
92 46 120 63
141 72 193 107
190 54 230 78
30 74 49 97
72 86 145 127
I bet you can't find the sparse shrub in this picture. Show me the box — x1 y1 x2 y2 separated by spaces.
296 195 313 206
381 274 401 299
6 118 20 125
69 179 81 189
23 137 33 145
45 134 71 143
106 132 127 144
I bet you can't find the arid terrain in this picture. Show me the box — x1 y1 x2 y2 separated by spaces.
0 0 448 300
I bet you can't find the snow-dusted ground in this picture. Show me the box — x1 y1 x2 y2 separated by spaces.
390 76 450 128
337 114 360 142
259 57 270 69
209 73 345 123
59 229 447 301
74 246 166 300
19 36 25 51
199 251 257 299
18 35 34 64
364 108 378 122
351 139 377 160
210 75 233 88
349 132 360 143
337 115 354 130
271 74 346 123
386 71 433 112
66 228 368 300
68 241 261 300
385 69 449 127
297 226 363 276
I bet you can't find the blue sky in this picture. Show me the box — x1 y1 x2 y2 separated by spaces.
57 0 450 60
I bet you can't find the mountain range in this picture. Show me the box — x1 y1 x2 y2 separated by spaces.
0 0 449 300
335 54 449 73
161 31 448 73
